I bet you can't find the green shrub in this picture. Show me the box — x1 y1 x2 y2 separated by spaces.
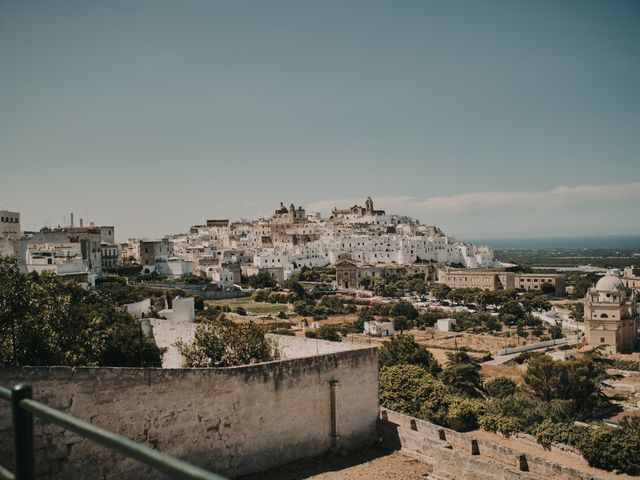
316 324 341 342
378 334 441 375
379 364 449 417
479 414 525 437
485 376 517 398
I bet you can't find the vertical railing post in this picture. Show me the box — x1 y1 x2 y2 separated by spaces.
12 384 34 480
329 380 339 453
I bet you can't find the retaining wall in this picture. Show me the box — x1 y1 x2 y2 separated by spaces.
379 409 608 480
0 348 379 479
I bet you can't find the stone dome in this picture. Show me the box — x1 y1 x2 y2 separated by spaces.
595 274 625 292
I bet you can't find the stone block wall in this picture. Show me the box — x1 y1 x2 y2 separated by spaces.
379 409 609 480
0 348 379 479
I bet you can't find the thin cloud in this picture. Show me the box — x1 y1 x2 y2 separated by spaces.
308 182 640 216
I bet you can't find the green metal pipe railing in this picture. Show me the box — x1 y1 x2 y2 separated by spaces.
0 384 228 480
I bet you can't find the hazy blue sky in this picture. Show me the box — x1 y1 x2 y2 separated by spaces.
1 0 639 242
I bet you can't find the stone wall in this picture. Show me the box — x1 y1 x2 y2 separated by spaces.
379 409 609 480
268 333 368 359
0 348 379 479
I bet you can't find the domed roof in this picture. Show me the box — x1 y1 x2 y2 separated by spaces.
595 274 625 292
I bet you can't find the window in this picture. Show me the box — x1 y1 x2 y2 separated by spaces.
601 337 605 343
601 313 608 318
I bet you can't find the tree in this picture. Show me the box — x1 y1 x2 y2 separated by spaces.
247 272 277 288
548 324 563 339
540 282 556 295
485 376 517 398
0 257 30 365
390 301 418 320
379 364 449 417
282 279 306 299
359 276 373 291
516 324 529 340
316 324 341 342
431 283 451 301
499 301 525 323
176 316 277 367
523 355 608 420
569 303 584 322
447 289 465 304
293 301 312 316
0 258 163 367
393 316 411 333
416 310 448 328
442 350 483 397
378 334 441 376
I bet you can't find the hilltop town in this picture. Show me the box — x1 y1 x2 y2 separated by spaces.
1 197 494 286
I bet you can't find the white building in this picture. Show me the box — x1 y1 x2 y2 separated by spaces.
25 242 97 286
144 197 494 286
0 210 21 238
159 296 195 323
155 257 193 278
436 318 457 332
202 265 235 290
363 321 395 337
125 298 152 318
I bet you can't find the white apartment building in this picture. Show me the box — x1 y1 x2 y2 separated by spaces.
25 242 97 286
0 210 21 238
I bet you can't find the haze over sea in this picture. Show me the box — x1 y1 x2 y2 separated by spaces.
470 235 640 250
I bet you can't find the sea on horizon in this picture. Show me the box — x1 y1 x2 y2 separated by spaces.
469 234 640 250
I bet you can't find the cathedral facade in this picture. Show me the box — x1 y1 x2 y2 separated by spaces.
584 273 638 353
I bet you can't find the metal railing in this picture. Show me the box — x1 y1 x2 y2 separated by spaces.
0 384 228 480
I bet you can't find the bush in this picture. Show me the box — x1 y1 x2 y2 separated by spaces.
277 311 288 319
251 289 269 302
236 306 247 316
485 376 517 398
316 324 341 342
531 419 589 449
579 418 640 474
480 394 549 435
271 328 295 336
379 364 483 430
479 414 525 437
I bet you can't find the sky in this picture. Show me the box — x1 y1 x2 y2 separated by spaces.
1 0 639 243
